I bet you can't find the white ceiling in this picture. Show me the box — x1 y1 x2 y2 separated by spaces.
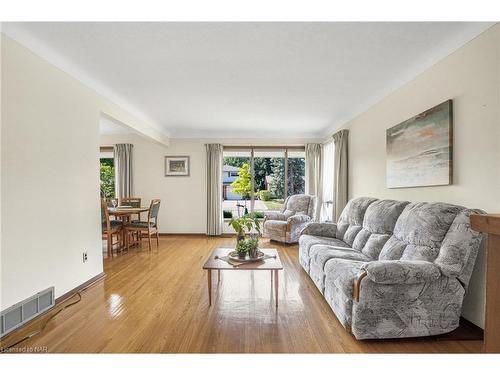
2 22 494 138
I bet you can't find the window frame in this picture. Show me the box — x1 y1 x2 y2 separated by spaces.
222 145 306 213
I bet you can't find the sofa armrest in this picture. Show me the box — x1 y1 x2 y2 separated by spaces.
287 214 311 225
362 260 442 285
300 222 337 238
263 211 285 221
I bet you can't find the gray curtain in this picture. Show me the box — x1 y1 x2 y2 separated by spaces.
206 144 223 235
333 129 349 221
305 143 322 221
114 144 134 199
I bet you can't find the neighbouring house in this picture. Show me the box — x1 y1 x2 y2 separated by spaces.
222 165 242 200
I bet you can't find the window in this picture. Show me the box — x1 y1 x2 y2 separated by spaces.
253 149 285 213
222 146 306 219
287 150 306 196
100 147 115 198
222 150 251 218
321 140 335 221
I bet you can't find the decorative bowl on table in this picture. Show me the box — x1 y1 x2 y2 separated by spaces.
228 250 265 263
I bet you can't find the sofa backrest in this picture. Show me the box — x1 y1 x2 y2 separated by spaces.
282 194 316 218
379 202 461 260
352 199 410 259
337 197 485 288
336 197 378 244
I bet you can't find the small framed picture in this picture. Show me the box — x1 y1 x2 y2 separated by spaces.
165 156 190 177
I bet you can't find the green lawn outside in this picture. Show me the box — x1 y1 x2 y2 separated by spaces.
262 199 284 211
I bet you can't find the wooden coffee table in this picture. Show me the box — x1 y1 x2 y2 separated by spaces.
203 248 283 307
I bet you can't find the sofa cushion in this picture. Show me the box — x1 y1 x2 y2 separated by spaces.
308 245 369 293
349 200 409 258
336 197 378 242
310 245 369 268
298 235 350 272
286 194 313 215
379 237 441 262
325 258 365 297
379 202 464 262
299 235 349 257
378 235 407 260
396 202 463 247
352 228 371 251
362 199 410 234
360 233 392 260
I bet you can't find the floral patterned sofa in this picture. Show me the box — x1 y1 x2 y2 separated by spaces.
263 194 316 243
299 197 485 339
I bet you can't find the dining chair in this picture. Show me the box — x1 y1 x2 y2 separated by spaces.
101 199 123 258
121 197 142 243
105 197 119 219
124 199 161 252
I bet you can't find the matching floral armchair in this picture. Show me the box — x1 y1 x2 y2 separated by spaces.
263 194 316 243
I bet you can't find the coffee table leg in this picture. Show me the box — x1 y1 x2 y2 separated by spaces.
274 270 279 307
207 270 212 306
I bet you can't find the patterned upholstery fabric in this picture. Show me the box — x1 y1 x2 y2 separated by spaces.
127 220 156 229
263 194 316 243
362 260 441 284
102 220 122 232
298 234 347 272
301 222 337 238
264 211 286 221
309 245 370 293
298 197 486 339
352 276 465 339
324 259 365 327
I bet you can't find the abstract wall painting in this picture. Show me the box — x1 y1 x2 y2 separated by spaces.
386 100 453 188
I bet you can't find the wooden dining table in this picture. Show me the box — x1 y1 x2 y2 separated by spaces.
108 206 150 250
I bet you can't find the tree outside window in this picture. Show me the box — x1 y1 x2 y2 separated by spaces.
222 148 305 214
100 158 115 198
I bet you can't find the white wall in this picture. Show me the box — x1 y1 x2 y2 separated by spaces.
100 134 320 233
345 25 500 328
0 35 162 310
0 28 3 306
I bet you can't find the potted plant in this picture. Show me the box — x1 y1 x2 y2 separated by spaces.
228 213 261 258
235 236 259 259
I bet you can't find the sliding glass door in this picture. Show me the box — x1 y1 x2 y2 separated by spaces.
222 146 305 219
222 150 251 218
287 150 306 196
253 149 285 213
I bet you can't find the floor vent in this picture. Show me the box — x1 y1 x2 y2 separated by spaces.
1 287 55 337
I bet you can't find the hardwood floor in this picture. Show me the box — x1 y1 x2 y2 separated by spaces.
1 235 483 353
